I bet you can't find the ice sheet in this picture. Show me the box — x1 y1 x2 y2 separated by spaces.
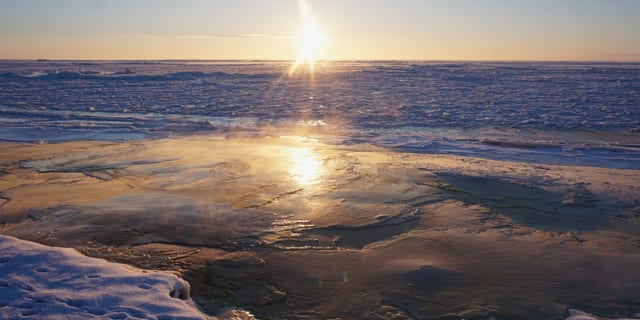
1 60 640 318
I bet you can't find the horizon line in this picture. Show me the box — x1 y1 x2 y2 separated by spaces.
1 58 639 63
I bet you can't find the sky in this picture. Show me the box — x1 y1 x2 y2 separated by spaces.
0 0 639 61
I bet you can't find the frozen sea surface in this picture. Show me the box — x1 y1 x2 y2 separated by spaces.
1 60 639 168
1 60 640 319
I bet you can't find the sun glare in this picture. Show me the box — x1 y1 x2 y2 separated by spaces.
289 0 326 76
289 147 322 185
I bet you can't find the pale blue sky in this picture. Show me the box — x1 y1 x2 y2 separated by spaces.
1 0 638 60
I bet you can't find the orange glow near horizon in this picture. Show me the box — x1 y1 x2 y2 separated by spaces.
0 1 638 61
288 0 326 76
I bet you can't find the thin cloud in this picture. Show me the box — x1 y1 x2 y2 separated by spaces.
122 34 298 40
116 34 342 40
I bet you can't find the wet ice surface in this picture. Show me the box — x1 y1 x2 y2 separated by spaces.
4 137 428 249
1 60 639 169
1 136 640 319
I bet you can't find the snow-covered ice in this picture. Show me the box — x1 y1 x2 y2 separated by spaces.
0 235 208 319
566 309 640 320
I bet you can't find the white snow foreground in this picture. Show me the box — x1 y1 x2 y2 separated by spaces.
567 309 640 320
0 235 210 319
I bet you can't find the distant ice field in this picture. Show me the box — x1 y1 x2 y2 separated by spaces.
1 60 638 168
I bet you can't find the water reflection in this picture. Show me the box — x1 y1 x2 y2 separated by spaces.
289 147 322 186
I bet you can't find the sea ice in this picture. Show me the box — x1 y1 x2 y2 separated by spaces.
1 60 638 168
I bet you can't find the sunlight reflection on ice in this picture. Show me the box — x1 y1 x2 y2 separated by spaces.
300 119 326 127
289 147 322 186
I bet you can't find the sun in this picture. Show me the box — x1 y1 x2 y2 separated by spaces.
289 0 326 76
300 24 325 64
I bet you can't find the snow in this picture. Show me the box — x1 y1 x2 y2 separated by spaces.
0 235 208 319
566 309 640 320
